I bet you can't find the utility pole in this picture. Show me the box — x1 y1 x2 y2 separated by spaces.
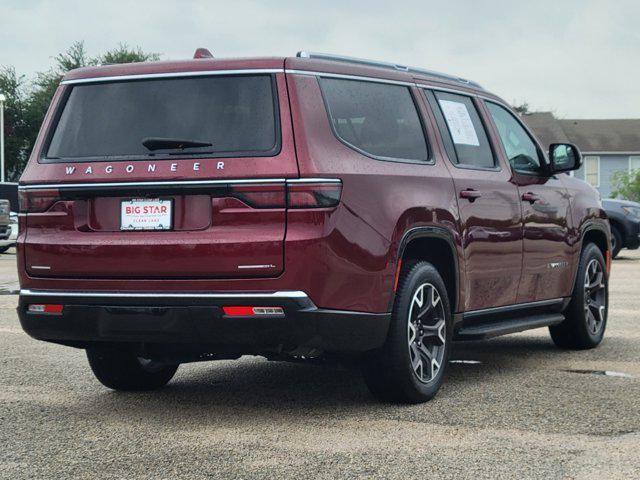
0 93 5 183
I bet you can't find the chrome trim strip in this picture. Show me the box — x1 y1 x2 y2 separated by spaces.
20 178 344 191
19 178 287 191
61 69 285 85
463 298 565 318
286 178 341 184
285 69 414 87
19 289 309 299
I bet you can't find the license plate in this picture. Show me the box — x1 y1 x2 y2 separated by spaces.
120 198 172 231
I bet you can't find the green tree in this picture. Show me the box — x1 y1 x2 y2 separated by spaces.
513 102 530 115
611 169 640 203
0 66 29 180
1 41 160 180
97 43 160 65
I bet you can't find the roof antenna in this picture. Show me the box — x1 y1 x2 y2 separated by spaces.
193 48 214 59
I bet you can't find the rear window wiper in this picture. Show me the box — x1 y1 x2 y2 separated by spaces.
142 137 213 151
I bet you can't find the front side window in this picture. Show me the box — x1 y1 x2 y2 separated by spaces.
584 156 600 187
486 102 543 174
319 78 429 162
430 91 495 169
46 74 279 161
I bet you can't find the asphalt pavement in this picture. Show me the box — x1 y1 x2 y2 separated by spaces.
0 248 638 479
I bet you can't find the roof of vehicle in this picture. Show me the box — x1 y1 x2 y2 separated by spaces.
603 198 640 208
61 52 498 101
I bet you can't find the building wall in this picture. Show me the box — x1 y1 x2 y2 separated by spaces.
573 154 630 198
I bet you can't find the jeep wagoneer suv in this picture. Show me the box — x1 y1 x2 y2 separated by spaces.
17 51 610 403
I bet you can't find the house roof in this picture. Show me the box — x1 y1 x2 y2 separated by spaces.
521 112 570 148
522 112 640 153
559 119 640 153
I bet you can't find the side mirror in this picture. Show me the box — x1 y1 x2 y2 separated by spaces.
549 143 582 173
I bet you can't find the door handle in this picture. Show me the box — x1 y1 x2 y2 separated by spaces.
521 192 540 203
460 189 482 202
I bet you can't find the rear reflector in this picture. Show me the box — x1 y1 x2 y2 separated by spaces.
223 306 284 316
28 304 64 314
287 182 342 209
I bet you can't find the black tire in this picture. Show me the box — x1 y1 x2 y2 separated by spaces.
0 246 10 254
86 345 179 391
361 261 452 403
610 226 622 259
550 243 608 349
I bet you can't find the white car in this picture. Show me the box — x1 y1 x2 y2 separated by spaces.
0 211 17 253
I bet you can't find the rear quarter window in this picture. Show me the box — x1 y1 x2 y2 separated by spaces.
45 74 280 162
319 77 429 163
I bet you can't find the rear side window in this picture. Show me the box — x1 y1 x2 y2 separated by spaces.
46 75 279 161
427 91 495 169
319 78 429 162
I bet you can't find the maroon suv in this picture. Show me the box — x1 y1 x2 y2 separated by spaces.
17 51 610 403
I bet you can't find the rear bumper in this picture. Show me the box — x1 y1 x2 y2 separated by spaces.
18 290 390 354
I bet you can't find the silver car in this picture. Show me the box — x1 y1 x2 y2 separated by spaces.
0 200 16 253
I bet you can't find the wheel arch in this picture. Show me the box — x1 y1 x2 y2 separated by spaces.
391 227 460 314
581 222 610 258
570 222 611 294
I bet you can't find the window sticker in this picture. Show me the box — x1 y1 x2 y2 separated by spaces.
438 100 480 146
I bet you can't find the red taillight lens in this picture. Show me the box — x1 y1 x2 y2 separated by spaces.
28 304 64 314
19 189 61 213
230 184 286 208
287 181 342 209
223 306 284 316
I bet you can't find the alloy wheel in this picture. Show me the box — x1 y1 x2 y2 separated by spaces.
584 259 606 335
407 283 446 383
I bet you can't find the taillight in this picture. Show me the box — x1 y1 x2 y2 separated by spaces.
19 189 61 213
230 184 286 208
287 181 342 209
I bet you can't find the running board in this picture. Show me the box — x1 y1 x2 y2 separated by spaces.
454 313 565 341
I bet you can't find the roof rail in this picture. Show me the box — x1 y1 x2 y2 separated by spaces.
296 51 482 89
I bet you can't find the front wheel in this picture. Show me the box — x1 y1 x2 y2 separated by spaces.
361 261 452 403
87 345 179 391
549 243 608 349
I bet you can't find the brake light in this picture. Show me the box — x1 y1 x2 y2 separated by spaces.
19 189 61 213
230 184 286 208
28 304 64 314
223 306 284 316
287 181 342 209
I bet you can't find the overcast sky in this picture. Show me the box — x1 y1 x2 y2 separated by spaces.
1 0 638 118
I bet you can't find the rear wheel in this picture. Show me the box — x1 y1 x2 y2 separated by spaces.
361 261 452 403
550 243 608 349
610 225 622 258
86 345 179 391
0 246 10 254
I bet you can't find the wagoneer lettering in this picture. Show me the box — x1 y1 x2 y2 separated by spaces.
17 51 610 403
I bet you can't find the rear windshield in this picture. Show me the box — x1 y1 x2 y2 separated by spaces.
45 74 279 162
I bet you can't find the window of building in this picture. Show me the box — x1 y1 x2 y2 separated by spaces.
584 156 600 187
319 78 429 162
629 156 640 173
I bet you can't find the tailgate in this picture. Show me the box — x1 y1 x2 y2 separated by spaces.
22 180 288 278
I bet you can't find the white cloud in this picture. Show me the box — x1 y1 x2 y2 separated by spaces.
1 0 638 117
